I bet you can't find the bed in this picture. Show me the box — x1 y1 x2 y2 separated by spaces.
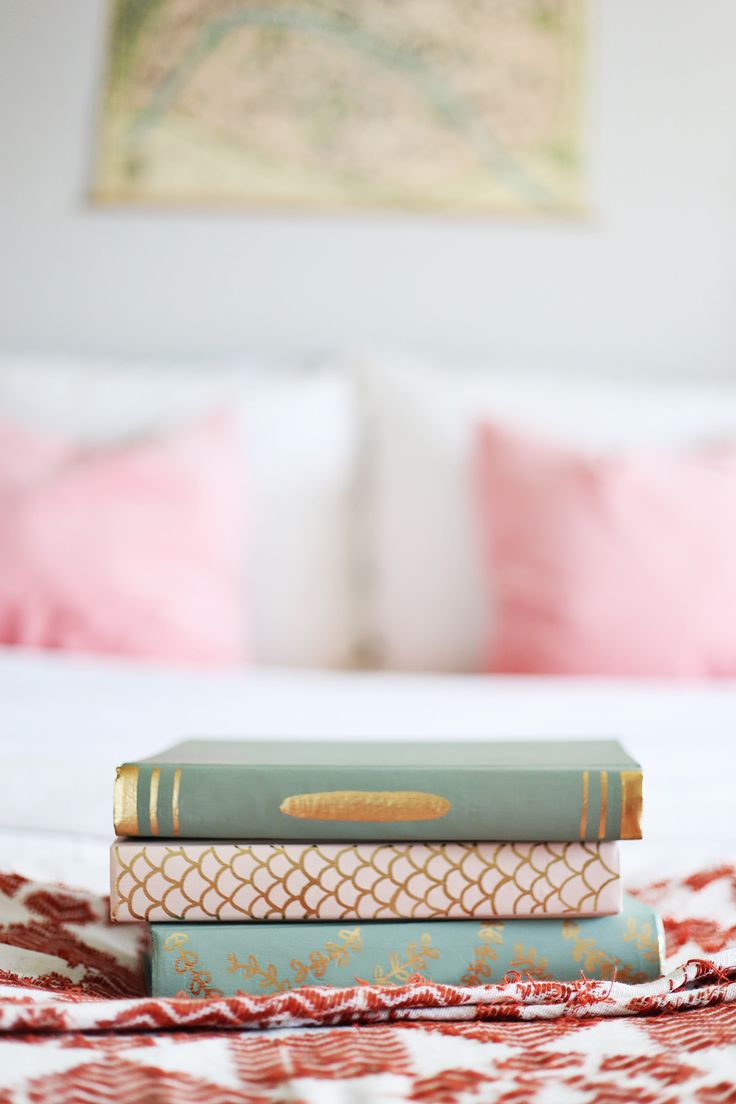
2 646 735 1102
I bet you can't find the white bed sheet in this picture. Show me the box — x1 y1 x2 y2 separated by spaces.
1 646 733 895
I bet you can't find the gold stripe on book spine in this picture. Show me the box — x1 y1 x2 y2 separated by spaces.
597 770 609 839
579 771 589 838
114 765 139 836
620 770 643 838
149 769 161 836
172 768 182 836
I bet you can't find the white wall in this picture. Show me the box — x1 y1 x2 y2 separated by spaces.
1 0 736 373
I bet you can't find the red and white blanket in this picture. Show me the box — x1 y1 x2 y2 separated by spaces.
1 867 735 1103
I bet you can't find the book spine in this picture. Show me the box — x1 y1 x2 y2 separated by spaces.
147 897 663 997
110 840 622 922
114 762 643 841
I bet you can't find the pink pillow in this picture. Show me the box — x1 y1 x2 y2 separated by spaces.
0 412 246 665
475 421 736 677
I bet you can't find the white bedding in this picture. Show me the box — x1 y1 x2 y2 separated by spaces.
2 646 734 896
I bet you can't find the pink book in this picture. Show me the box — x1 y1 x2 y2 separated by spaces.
110 839 621 922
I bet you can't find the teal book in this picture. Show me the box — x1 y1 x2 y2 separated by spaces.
115 738 643 842
147 896 663 997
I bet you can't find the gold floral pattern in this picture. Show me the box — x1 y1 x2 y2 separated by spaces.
461 923 505 985
562 919 650 984
162 931 222 998
372 933 440 985
508 944 552 980
227 928 363 993
622 917 661 962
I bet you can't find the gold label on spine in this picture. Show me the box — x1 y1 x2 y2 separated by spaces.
172 768 182 836
149 768 161 836
620 770 643 839
280 791 451 822
579 771 589 839
114 765 139 836
597 770 609 839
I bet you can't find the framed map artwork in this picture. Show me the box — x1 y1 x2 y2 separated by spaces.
93 0 585 214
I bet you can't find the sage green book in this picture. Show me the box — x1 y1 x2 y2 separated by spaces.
147 896 662 997
115 738 643 842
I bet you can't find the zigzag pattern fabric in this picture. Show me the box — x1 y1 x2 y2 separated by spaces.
1 867 735 1102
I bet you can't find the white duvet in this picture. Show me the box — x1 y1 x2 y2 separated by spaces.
1 646 734 896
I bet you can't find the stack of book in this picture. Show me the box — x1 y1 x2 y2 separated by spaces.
110 739 663 996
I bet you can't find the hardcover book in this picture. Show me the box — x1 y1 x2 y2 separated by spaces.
147 896 662 998
114 738 643 842
110 839 622 922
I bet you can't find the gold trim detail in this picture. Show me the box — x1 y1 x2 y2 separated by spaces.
579 771 589 839
620 770 643 839
597 770 608 839
149 768 160 836
113 765 139 836
279 790 452 822
172 768 182 837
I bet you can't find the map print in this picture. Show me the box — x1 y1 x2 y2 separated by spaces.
93 0 585 213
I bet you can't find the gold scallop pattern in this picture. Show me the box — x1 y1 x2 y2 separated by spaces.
110 840 621 923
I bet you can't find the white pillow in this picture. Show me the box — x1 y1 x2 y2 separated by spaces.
0 353 356 669
358 354 736 673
